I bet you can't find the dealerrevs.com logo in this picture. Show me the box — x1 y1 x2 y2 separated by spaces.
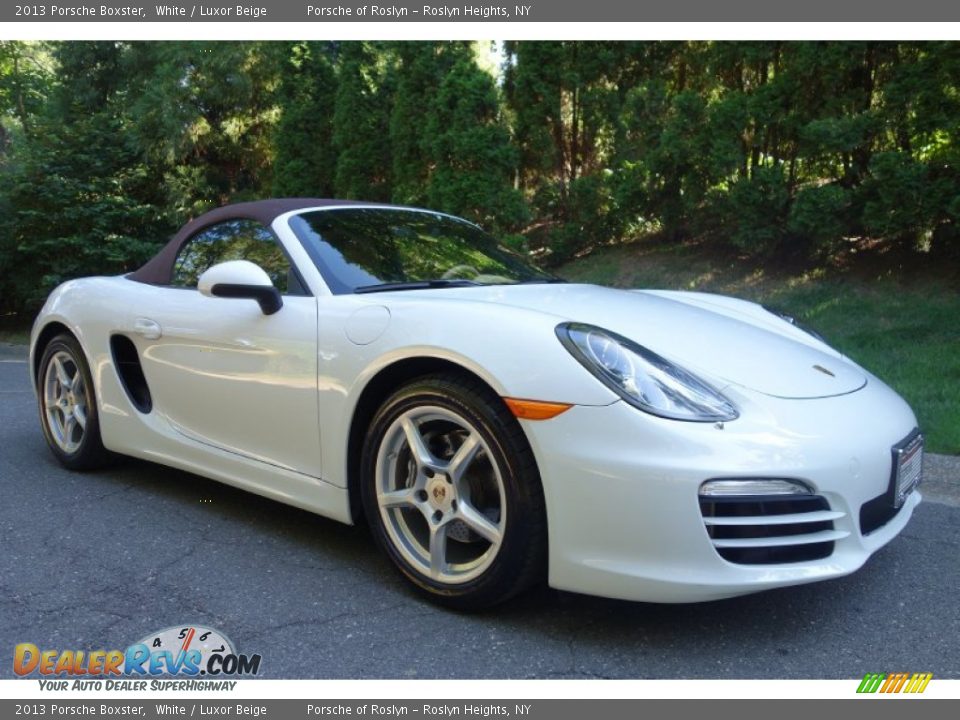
14 625 261 690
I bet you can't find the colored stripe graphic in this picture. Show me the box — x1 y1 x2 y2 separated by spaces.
882 672 899 692
857 673 885 693
857 672 932 694
908 673 933 693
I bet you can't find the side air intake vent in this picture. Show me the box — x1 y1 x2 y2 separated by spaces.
110 335 152 413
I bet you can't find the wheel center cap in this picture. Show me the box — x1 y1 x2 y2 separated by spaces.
426 476 453 512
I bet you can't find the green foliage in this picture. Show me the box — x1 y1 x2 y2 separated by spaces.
710 166 791 256
505 41 623 242
787 183 853 256
799 114 877 158
541 174 618 262
645 89 713 235
123 41 280 220
388 42 470 206
272 42 337 198
4 116 162 305
0 41 53 146
2 40 960 314
861 152 936 241
426 57 526 232
332 42 392 201
0 42 165 311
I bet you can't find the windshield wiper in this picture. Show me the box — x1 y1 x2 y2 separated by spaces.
517 277 568 284
354 279 481 294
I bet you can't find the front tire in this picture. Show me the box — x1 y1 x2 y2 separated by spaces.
37 333 110 471
360 374 547 610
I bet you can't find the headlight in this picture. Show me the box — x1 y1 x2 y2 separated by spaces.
763 305 825 342
556 323 738 422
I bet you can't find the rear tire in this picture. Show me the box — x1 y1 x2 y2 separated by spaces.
360 374 547 610
37 333 110 471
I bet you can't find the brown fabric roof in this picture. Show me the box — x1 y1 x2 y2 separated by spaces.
128 198 380 285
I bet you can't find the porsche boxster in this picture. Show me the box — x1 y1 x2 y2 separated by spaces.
30 199 923 608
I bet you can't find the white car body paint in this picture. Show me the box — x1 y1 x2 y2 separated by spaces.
29 206 921 602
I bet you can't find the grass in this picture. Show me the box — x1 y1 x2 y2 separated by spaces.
0 328 30 345
0 312 31 346
559 240 960 455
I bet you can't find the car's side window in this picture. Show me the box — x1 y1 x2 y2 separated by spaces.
171 219 305 295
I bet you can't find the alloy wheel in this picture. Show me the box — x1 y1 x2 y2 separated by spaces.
42 350 89 454
374 405 506 585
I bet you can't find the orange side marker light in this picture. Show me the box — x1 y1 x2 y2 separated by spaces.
503 397 572 420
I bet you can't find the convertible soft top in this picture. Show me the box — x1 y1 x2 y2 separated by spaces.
128 198 377 285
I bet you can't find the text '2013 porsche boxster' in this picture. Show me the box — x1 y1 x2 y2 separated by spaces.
30 199 923 608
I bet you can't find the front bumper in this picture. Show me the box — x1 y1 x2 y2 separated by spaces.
523 374 920 602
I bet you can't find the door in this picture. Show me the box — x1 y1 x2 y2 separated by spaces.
136 219 322 478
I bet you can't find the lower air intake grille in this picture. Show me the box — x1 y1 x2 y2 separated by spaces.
699 494 847 565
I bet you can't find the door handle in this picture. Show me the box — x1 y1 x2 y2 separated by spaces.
133 317 162 340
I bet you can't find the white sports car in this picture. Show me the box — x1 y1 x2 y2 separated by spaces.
30 199 924 608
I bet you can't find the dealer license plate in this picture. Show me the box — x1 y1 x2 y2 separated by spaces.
893 433 924 508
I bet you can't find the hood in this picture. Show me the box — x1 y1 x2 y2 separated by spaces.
404 283 866 400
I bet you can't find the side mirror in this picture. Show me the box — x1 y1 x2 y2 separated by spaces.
197 260 283 315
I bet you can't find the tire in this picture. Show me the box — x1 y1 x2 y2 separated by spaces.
360 374 547 610
37 333 110 471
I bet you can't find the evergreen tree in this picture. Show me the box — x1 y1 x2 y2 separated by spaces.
272 41 338 198
124 41 280 220
332 42 391 201
426 56 526 232
2 42 163 310
388 42 471 206
504 41 623 255
2 39 960 314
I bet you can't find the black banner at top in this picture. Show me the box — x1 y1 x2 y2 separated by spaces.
5 0 960 22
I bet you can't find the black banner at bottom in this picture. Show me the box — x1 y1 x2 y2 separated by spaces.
0 700 956 720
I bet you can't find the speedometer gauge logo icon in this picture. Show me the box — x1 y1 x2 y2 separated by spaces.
134 625 236 675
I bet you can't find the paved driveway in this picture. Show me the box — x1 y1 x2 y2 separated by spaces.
1 356 957 679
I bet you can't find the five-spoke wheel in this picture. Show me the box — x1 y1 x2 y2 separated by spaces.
37 334 109 470
42 350 89 454
375 405 506 584
361 374 547 609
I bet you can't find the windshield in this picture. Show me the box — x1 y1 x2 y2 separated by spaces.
289 207 553 294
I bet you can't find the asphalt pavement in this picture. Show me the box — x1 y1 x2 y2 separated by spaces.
1 355 958 679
